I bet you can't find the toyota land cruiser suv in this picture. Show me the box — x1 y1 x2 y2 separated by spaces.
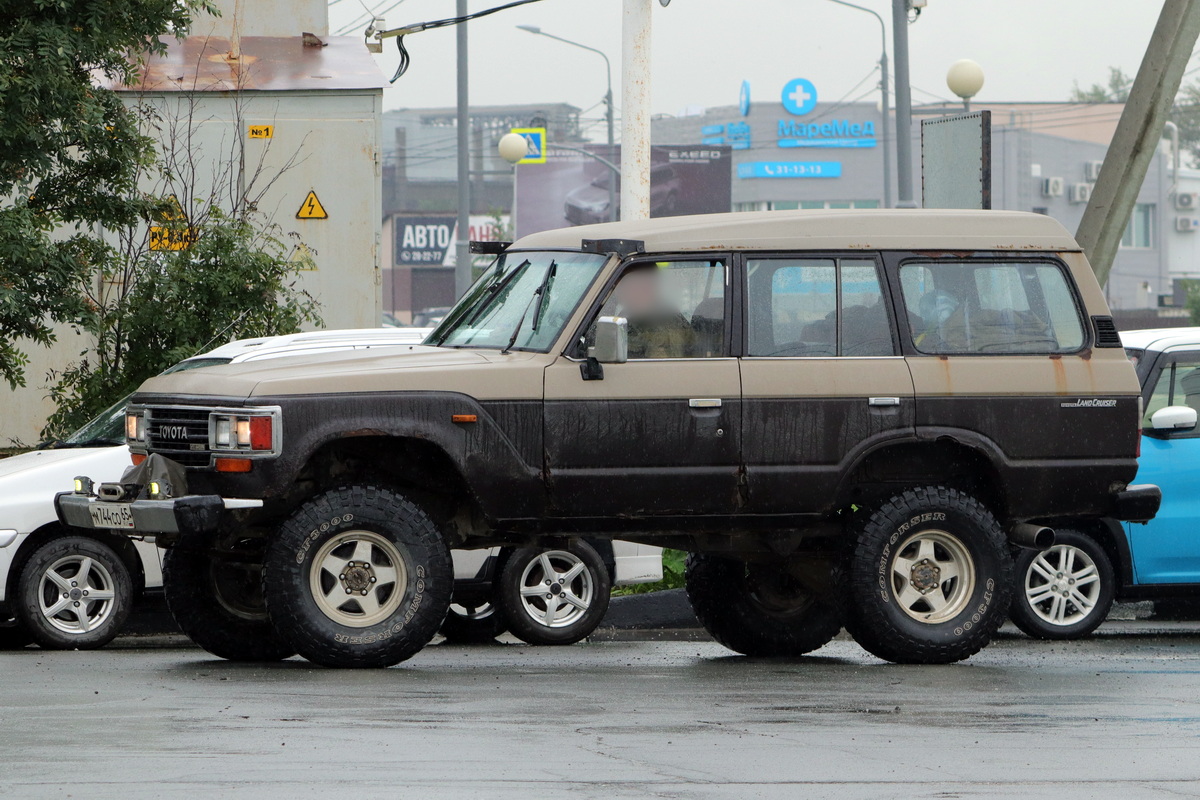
56 209 1160 668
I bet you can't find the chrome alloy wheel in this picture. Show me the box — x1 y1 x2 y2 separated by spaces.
1023 544 1102 627
889 530 976 624
516 550 594 629
37 555 118 636
309 531 408 627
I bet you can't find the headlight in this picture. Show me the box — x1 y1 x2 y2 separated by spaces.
125 412 146 443
210 411 276 453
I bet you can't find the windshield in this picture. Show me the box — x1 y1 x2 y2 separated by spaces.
429 251 608 352
59 357 233 446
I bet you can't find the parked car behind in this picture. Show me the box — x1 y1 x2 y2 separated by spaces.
1009 327 1200 638
2 328 658 650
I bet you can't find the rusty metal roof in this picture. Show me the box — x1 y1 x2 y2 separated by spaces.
96 35 388 93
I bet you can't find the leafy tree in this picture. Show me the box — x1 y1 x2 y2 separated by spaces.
1069 67 1132 103
42 206 321 439
0 0 213 389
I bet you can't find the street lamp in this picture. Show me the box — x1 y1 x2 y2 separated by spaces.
498 133 529 237
824 0 892 208
946 59 985 112
517 24 617 221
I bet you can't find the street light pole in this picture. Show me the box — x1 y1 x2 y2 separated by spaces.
516 26 616 221
454 0 471 296
621 0 652 221
891 0 915 208
824 0 891 208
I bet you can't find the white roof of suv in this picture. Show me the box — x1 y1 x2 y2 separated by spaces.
1119 327 1200 353
200 327 432 362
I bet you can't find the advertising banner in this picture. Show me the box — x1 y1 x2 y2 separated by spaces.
392 215 510 267
514 145 731 238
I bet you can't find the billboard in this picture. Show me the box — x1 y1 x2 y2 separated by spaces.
514 145 732 238
392 214 510 267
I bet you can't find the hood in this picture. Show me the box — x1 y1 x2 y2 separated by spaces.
0 446 131 494
133 344 548 403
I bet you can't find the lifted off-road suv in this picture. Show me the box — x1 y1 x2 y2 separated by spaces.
58 209 1159 667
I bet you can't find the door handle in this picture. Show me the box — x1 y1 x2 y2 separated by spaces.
868 397 901 407
689 398 722 408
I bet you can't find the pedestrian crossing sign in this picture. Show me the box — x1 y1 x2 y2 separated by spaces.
511 127 547 164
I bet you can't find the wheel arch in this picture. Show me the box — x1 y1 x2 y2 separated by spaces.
294 435 487 543
835 435 1008 519
5 524 147 604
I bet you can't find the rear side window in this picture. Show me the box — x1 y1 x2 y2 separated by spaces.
746 257 893 357
900 260 1084 354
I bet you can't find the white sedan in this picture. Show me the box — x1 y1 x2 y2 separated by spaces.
1 329 661 650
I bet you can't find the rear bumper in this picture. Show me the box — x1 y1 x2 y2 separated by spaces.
55 492 262 537
1111 484 1161 523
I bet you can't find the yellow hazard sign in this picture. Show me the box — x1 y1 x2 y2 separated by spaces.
248 125 274 139
296 191 328 220
289 242 318 271
155 194 187 223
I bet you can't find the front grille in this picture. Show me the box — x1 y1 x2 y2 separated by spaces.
146 407 211 467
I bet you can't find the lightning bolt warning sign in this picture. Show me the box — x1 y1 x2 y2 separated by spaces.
296 190 328 220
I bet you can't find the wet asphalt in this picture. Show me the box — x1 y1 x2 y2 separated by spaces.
4 631 1200 798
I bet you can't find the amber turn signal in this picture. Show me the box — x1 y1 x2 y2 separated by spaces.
451 414 477 423
215 458 253 473
131 453 147 466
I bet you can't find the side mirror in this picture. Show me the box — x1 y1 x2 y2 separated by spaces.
591 316 628 364
1150 405 1198 434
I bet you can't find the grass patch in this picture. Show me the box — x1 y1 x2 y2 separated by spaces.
612 548 687 596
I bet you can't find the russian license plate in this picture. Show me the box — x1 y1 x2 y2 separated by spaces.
89 503 134 529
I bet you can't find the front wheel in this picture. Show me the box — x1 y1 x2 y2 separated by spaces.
163 536 296 662
265 486 453 668
496 541 611 646
686 554 842 656
845 486 1012 664
1009 529 1115 640
16 536 132 650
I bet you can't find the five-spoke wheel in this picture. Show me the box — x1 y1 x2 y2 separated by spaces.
497 541 611 645
16 536 132 650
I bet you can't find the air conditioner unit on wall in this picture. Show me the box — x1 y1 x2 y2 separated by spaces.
1041 177 1064 198
1085 160 1104 181
1069 183 1092 204
1176 192 1199 211
1176 216 1200 233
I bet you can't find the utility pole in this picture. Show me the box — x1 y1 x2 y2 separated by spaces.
620 0 653 221
1077 0 1200 286
454 0 471 297
891 0 915 208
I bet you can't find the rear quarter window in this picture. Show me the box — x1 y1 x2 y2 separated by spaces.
900 260 1085 354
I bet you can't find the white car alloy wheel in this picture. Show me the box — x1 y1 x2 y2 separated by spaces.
889 529 977 624
516 550 595 629
309 530 409 628
1023 544 1102 627
37 554 119 636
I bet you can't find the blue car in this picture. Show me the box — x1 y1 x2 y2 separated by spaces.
1010 328 1200 638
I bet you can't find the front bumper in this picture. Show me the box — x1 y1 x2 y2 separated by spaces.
1111 484 1161 523
56 492 262 536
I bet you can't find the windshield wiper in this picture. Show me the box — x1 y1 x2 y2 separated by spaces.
435 259 530 347
501 260 557 355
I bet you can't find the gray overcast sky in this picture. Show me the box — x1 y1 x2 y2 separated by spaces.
328 1 1171 135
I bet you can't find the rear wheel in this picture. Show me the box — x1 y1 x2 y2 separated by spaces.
497 541 610 646
845 486 1012 664
686 554 842 656
1009 529 1115 640
163 535 295 662
265 486 453 668
16 536 132 650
